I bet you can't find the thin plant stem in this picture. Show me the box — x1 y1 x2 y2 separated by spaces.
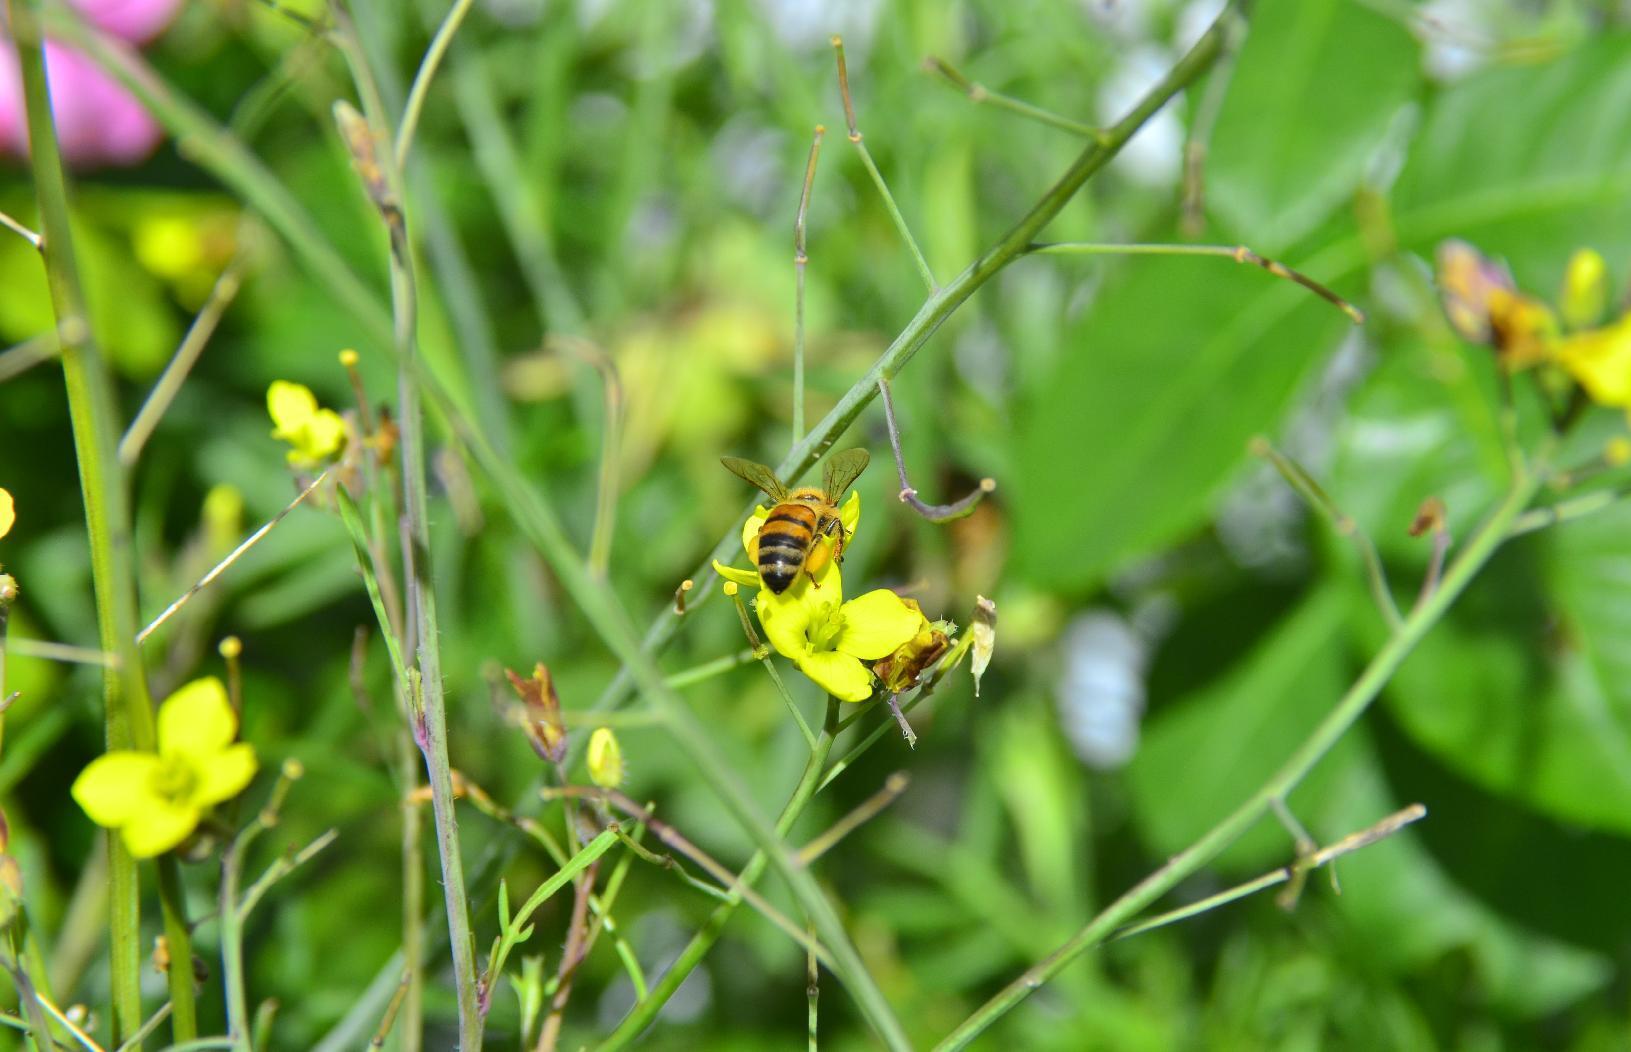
1108 804 1426 941
8 0 166 1041
29 989 92 1051
533 857 598 1052
1 638 113 666
547 336 622 580
1027 241 1364 323
933 463 1546 1050
330 14 484 1046
394 0 477 169
793 125 824 448
1180 32 1238 235
235 828 339 921
799 771 909 864
0 332 60 382
728 587 816 749
878 376 995 522
597 698 842 1050
1251 437 1402 630
137 470 330 646
0 208 41 249
113 1003 172 1052
924 56 1101 140
3 951 58 1052
1507 484 1631 537
119 253 249 467
368 972 411 1050
806 919 819 1052
832 36 936 292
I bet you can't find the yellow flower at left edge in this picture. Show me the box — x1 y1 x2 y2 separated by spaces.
71 678 257 859
0 487 13 539
268 380 346 467
712 490 922 701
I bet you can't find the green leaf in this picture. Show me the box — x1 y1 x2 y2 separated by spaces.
1126 586 1350 871
1385 511 1631 836
1207 0 1419 252
1392 34 1631 277
1010 254 1346 592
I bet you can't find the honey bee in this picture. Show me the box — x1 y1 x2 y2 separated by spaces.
721 448 870 594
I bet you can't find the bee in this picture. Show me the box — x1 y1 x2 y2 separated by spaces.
721 448 870 594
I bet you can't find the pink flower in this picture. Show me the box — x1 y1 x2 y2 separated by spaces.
0 41 162 165
0 0 180 168
70 0 184 45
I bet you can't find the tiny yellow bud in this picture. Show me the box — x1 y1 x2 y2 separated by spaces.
1561 248 1608 330
1607 436 1631 467
339 348 360 368
0 575 16 604
202 484 244 554
218 635 243 660
587 727 624 789
281 758 305 780
723 580 740 597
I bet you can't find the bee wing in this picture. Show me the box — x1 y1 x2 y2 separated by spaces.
721 456 788 503
822 448 870 497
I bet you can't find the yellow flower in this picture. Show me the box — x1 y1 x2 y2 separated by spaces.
0 487 12 539
71 678 257 859
1555 312 1631 409
714 490 921 700
587 728 624 789
267 380 346 467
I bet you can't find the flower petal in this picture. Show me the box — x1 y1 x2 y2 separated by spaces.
840 489 860 536
797 650 875 702
712 559 762 589
1557 314 1631 407
267 380 318 439
305 408 346 460
158 677 237 760
193 743 257 807
0 487 13 539
834 589 928 660
756 587 814 661
120 799 200 859
72 752 162 828
740 505 770 557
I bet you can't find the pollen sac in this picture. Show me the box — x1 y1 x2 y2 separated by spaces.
971 595 997 697
505 664 567 764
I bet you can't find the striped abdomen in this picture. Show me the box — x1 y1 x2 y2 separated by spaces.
756 501 819 593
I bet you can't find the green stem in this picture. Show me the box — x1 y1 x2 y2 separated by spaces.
331 14 485 1046
925 55 1101 139
598 698 840 1050
394 0 477 170
155 860 198 1042
218 844 249 1051
8 0 177 1043
932 465 1545 1050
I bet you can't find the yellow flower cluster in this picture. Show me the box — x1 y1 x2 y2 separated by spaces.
715 492 939 702
1439 242 1631 424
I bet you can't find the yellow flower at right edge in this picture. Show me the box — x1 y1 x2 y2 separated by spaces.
0 487 13 539
72 677 257 858
267 380 346 467
1554 311 1631 411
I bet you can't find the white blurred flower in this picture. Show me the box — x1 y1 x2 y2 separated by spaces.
1056 611 1150 769
1097 44 1183 186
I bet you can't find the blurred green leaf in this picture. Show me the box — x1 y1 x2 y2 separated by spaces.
1127 586 1350 871
1207 0 1419 252
1392 34 1631 277
1386 514 1631 836
1010 257 1346 592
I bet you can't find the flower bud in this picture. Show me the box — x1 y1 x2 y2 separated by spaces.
1561 248 1608 330
587 728 624 789
506 665 568 764
0 487 13 539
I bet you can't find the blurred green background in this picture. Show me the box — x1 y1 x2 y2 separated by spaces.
3 0 1631 1048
